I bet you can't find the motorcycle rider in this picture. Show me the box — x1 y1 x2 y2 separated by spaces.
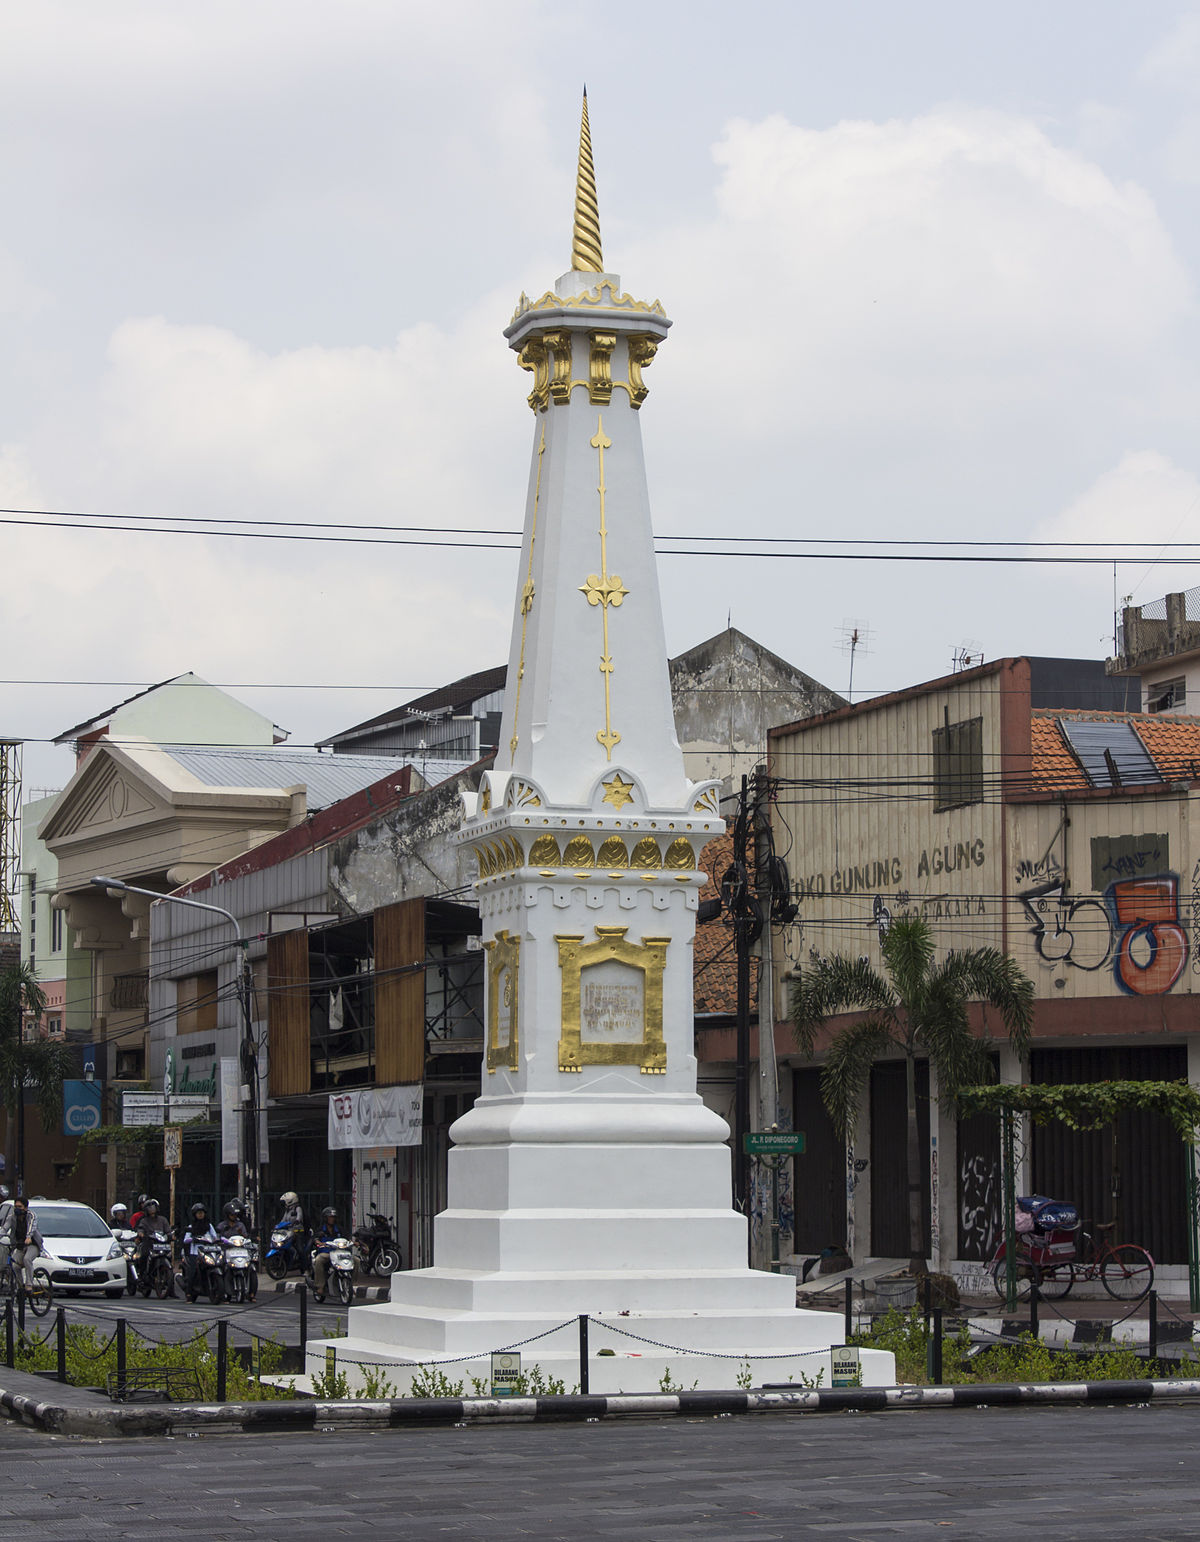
309 1207 342 1303
180 1202 219 1301
276 1190 308 1264
134 1198 170 1280
220 1201 257 1301
109 1202 129 1230
0 1185 11 1275
129 1194 149 1230
8 1196 43 1288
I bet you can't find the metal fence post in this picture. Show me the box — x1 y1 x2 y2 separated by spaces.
17 1286 25 1335
1003 1107 1017 1314
55 1307 66 1384
1188 1143 1200 1315
578 1314 589 1395
116 1318 126 1398
844 1278 853 1342
5 1297 12 1368
1148 1288 1158 1361
930 1306 944 1384
299 1280 308 1355
1029 1275 1039 1340
217 1319 228 1402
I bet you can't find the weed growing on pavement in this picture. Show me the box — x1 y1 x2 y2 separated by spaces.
409 1364 466 1398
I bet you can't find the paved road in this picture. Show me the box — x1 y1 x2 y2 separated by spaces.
2 1401 1198 1540
40 1286 349 1350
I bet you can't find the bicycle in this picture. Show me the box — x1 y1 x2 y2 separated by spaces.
0 1252 53 1317
991 1219 1155 1304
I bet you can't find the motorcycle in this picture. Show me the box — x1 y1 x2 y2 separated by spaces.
112 1228 140 1296
264 1221 309 1280
221 1234 259 1303
187 1238 226 1304
138 1233 175 1299
352 1212 401 1276
310 1236 356 1305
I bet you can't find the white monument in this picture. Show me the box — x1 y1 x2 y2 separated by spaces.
314 97 894 1393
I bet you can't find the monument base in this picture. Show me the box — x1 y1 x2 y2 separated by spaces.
304 1267 897 1393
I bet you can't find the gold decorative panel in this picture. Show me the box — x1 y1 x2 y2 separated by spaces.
596 836 628 868
507 778 542 808
626 334 659 408
517 338 550 412
555 927 669 1074
529 835 562 866
545 330 573 405
485 929 520 1072
630 838 661 869
664 838 696 870
601 773 635 809
563 836 595 868
588 331 617 404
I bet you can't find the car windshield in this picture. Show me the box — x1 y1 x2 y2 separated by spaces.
33 1205 113 1239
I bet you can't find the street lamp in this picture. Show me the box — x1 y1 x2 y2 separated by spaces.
90 875 261 1233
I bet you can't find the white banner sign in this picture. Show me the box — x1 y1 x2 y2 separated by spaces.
122 1092 211 1128
328 1085 422 1150
220 1057 239 1166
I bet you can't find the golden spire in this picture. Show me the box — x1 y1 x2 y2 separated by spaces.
571 89 604 273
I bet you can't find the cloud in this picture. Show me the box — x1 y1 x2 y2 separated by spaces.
1037 450 1200 603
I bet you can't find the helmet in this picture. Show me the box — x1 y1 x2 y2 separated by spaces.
144 1197 159 1210
110 1203 128 1220
137 1195 148 1207
223 1201 245 1220
189 1202 207 1219
0 1185 9 1201
280 1191 299 1207
322 1207 337 1221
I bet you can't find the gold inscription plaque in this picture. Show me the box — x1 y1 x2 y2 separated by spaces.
485 929 520 1072
556 927 669 1074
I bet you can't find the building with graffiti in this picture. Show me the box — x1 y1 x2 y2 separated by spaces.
713 654 1200 1289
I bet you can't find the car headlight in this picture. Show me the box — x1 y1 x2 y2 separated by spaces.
106 1241 122 1261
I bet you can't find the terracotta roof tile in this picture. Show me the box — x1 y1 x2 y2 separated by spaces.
693 832 756 1016
1030 708 1200 792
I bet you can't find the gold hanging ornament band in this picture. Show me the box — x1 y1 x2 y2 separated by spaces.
580 415 627 759
571 90 604 273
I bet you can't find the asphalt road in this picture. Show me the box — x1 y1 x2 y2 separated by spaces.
2 1401 1198 1540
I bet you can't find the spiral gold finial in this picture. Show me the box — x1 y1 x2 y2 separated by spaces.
571 89 604 273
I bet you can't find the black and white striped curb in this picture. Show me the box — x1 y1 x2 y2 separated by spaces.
265 1281 390 1301
5 1377 1200 1438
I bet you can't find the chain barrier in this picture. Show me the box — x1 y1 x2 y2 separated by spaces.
593 1318 830 1361
62 1326 120 1362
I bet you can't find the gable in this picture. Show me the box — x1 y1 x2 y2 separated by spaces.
39 750 168 844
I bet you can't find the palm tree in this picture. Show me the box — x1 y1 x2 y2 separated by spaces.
0 961 76 1191
792 912 1034 1274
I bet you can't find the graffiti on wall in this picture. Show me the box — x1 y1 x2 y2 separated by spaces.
959 1151 1001 1262
1018 832 1189 996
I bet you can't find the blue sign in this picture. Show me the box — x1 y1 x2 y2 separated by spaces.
63 1080 102 1137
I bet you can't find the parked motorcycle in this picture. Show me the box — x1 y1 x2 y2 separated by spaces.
112 1228 140 1296
221 1234 259 1303
138 1233 175 1299
264 1221 309 1280
187 1238 226 1305
352 1212 401 1276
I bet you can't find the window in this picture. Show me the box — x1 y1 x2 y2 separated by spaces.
1147 676 1186 713
49 906 63 953
933 716 984 810
176 971 219 1036
115 1045 144 1080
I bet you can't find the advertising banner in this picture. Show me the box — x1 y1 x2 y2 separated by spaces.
328 1084 422 1151
63 1079 102 1136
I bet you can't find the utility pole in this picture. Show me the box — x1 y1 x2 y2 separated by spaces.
732 776 752 1222
753 765 780 1271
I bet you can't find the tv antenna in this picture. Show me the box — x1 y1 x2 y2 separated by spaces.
838 619 873 703
952 642 984 673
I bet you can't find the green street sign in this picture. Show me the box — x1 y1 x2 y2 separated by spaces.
743 1131 806 1155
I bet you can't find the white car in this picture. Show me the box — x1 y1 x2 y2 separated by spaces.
28 1200 127 1298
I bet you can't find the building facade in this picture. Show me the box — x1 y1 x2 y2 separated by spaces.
743 655 1200 1287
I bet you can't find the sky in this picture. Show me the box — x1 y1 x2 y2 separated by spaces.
5 0 1200 800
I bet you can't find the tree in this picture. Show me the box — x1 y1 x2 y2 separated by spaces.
791 913 1034 1274
0 962 76 1191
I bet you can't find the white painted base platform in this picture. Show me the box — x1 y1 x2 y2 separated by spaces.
305 1266 896 1393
